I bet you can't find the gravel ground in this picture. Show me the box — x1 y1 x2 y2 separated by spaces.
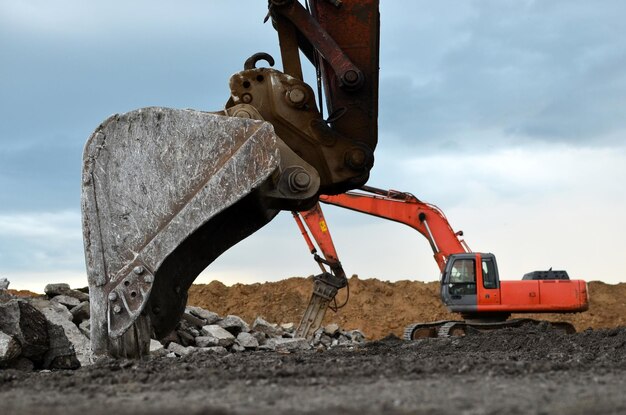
2 324 626 415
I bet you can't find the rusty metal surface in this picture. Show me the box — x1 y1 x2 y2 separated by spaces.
310 0 379 152
226 64 373 194
82 107 320 355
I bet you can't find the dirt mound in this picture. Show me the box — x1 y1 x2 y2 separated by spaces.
188 277 626 339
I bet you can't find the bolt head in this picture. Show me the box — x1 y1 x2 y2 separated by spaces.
288 170 311 192
287 88 306 105
133 266 144 275
242 93 253 103
108 292 118 301
113 305 122 314
144 274 154 284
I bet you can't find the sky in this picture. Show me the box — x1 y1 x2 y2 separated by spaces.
1 0 625 292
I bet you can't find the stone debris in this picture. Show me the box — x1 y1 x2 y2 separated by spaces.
0 278 9 290
0 280 367 368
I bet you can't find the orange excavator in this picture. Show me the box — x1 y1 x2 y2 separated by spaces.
81 0 586 357
293 185 588 339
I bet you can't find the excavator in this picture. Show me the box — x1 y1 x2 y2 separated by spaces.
292 186 589 340
80 0 586 358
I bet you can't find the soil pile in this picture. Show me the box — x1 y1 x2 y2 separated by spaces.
188 276 626 339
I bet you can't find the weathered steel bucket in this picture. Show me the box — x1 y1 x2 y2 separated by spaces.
82 107 319 357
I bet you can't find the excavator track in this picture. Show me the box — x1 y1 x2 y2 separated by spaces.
403 319 576 340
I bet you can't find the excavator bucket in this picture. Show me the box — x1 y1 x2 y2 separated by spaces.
82 107 320 357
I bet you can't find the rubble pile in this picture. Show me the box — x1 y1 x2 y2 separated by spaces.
155 306 367 357
0 280 367 370
0 282 91 370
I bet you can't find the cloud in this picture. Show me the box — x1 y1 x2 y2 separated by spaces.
378 0 626 151
0 210 84 275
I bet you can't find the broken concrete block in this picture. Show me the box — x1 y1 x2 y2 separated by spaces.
44 283 89 302
324 323 340 336
186 306 220 325
0 330 21 364
0 278 9 290
195 336 220 348
218 315 250 335
265 337 310 352
182 311 208 328
251 316 281 337
280 322 295 332
29 298 90 368
149 339 167 357
70 301 90 324
0 299 49 364
236 332 259 349
251 331 267 346
347 329 366 343
201 325 235 347
231 342 245 353
51 295 81 309
167 342 194 356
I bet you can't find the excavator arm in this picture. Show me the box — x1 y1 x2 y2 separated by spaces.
82 0 380 357
294 185 470 337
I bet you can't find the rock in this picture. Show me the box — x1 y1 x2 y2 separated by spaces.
195 336 220 348
182 312 208 328
231 343 245 353
44 283 89 302
264 337 310 352
167 342 194 356
70 301 90 324
347 329 366 343
0 299 49 364
0 278 9 290
149 339 167 357
197 346 228 355
51 295 81 308
280 322 295 332
166 352 177 358
251 317 281 337
79 320 91 339
324 323 340 336
186 306 220 325
201 325 235 347
0 330 21 364
218 315 250 335
236 332 259 349
29 298 90 368
251 331 267 346
177 329 196 347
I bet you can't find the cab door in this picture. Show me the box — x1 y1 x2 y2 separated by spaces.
440 254 478 312
477 253 501 306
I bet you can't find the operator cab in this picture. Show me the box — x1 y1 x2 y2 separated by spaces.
440 253 500 313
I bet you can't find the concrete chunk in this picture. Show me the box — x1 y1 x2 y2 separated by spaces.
201 325 235 347
324 323 340 336
218 315 250 335
29 298 90 368
252 316 281 337
167 342 194 356
51 295 81 308
0 299 49 364
70 301 90 324
44 283 89 302
0 278 9 290
186 306 220 325
236 332 259 349
195 336 220 348
0 330 21 364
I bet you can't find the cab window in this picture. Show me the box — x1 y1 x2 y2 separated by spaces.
448 258 476 296
482 258 498 289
